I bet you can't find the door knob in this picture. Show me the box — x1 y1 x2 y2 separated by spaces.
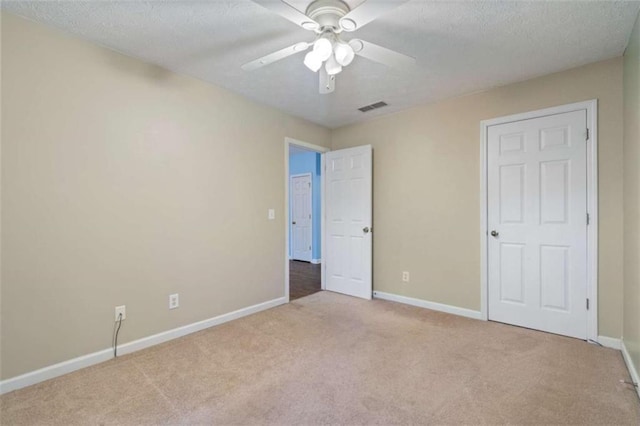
363 227 370 234
292 221 296 225
490 230 499 237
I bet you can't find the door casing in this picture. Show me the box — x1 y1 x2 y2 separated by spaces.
479 100 599 342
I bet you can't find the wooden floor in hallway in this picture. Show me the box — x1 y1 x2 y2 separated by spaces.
289 260 321 301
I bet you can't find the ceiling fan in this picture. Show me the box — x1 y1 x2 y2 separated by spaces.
242 0 415 94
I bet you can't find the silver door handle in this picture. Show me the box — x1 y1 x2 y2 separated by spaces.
490 230 499 237
363 227 370 234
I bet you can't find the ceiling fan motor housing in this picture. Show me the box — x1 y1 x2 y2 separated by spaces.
306 0 350 32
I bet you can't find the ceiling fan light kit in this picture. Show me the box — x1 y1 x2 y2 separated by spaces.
325 54 342 75
313 37 333 61
304 50 323 72
245 0 416 94
334 41 355 66
302 32 353 74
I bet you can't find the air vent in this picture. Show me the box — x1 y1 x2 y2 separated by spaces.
358 101 388 113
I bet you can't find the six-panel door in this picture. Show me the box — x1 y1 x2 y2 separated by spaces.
291 174 312 262
487 110 588 339
325 145 373 300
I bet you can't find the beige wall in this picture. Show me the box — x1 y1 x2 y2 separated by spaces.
0 10 633 382
0 13 331 380
332 58 624 338
623 11 640 379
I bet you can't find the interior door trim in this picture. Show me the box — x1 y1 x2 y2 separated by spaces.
479 99 598 342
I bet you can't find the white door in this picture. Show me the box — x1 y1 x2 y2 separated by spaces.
325 145 373 300
487 110 588 339
291 174 312 262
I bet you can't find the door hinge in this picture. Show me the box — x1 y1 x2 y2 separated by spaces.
587 213 590 225
308 214 311 219
586 298 590 310
586 128 590 141
308 182 311 188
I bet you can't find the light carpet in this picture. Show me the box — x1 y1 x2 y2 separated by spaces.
1 291 639 425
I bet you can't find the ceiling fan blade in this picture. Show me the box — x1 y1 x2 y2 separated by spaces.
319 67 335 94
252 0 320 31
339 0 409 32
242 42 310 71
349 39 415 69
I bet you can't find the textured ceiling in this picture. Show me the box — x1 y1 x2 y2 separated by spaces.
3 0 639 128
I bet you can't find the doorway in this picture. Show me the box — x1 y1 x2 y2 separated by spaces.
285 138 374 302
480 100 598 341
286 138 328 301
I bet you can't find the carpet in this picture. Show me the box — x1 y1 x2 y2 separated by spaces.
1 291 638 425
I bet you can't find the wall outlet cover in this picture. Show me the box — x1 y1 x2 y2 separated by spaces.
169 293 179 310
115 305 126 321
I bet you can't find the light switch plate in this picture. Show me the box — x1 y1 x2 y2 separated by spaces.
268 209 275 220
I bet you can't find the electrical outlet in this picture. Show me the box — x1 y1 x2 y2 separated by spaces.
169 293 179 310
115 305 126 322
402 271 410 283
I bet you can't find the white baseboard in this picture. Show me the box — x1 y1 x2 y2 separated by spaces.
311 258 322 264
117 297 286 356
373 291 483 320
0 296 287 395
621 340 640 399
0 348 114 396
596 335 621 350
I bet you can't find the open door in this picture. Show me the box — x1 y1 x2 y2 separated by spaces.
324 145 372 299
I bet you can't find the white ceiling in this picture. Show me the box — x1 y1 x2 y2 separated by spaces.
3 1 639 128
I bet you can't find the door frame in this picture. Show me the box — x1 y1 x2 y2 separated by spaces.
479 99 598 342
290 172 313 262
285 137 330 302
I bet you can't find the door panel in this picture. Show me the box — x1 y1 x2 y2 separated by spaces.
540 245 569 311
325 145 372 300
500 243 525 304
499 164 525 223
540 160 569 224
487 110 588 339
